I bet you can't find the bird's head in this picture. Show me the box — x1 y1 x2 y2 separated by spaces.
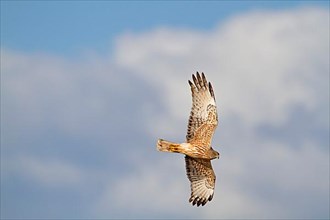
209 148 220 160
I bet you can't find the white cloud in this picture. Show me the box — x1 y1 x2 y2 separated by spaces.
2 51 112 138
94 157 198 218
108 6 329 218
203 140 329 219
114 7 329 130
1 6 329 219
3 155 85 187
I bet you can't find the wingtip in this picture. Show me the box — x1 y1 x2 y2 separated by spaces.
192 74 198 86
189 196 208 207
209 82 215 99
201 72 207 86
196 72 202 82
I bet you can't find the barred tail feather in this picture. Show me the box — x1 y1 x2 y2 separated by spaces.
157 139 183 153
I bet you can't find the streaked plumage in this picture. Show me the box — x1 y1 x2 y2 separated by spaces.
157 72 220 207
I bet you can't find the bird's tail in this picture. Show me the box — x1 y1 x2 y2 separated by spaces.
157 139 183 153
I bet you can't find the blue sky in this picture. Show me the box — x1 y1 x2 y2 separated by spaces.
1 1 329 219
2 1 328 55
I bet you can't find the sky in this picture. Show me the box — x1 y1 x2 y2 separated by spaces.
1 1 329 219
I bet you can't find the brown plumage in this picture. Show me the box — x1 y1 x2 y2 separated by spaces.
157 72 220 207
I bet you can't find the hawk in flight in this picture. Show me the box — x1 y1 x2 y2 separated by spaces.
157 72 220 207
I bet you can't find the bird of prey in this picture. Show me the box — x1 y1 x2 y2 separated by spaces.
157 72 220 207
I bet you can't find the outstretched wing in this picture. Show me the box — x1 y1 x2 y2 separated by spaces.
186 72 218 147
185 156 216 207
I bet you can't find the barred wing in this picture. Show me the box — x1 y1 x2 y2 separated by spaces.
186 72 218 147
185 156 216 207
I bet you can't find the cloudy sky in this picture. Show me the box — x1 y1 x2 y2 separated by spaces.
1 1 329 219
